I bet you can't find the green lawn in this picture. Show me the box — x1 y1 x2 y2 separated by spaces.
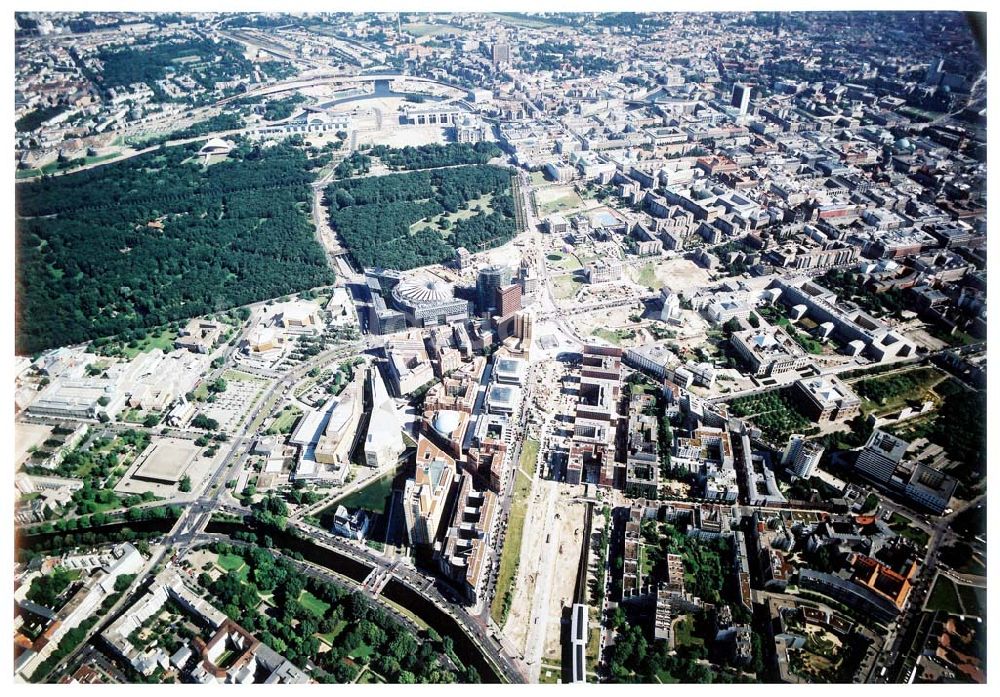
888 513 930 547
488 12 561 28
956 583 986 617
357 667 387 683
217 553 245 571
552 274 583 300
83 152 121 166
539 666 562 684
537 189 584 215
121 328 179 359
673 615 704 648
222 370 264 383
16 161 63 179
409 193 494 235
586 626 601 661
546 252 582 271
635 263 663 290
87 497 124 514
656 670 680 684
332 471 394 515
402 22 470 37
299 589 331 617
348 643 375 660
317 620 348 646
121 409 145 424
520 438 540 479
638 543 653 578
888 512 911 527
530 170 551 186
854 367 947 417
954 553 987 577
216 553 248 581
591 327 636 346
267 405 302 435
926 575 963 614
491 470 531 625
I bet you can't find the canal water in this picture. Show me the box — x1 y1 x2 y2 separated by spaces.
17 517 178 554
206 519 501 682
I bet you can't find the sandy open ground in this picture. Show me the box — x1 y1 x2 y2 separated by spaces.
542 489 588 661
502 477 590 679
15 422 53 467
653 256 715 296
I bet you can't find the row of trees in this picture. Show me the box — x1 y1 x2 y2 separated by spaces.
17 524 163 564
15 104 68 133
366 141 502 170
728 390 814 443
149 113 245 146
854 367 939 406
16 142 334 353
332 142 503 179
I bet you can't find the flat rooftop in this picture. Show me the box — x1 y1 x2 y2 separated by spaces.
132 438 199 484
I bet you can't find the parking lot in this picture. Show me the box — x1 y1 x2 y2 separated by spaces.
200 371 270 432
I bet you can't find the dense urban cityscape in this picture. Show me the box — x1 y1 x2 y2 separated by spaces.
12 10 987 686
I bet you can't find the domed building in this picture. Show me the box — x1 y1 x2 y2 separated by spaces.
424 409 470 460
432 410 462 439
454 114 488 144
391 274 470 328
892 137 915 154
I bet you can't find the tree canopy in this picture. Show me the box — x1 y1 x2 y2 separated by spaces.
15 141 334 354
325 164 517 271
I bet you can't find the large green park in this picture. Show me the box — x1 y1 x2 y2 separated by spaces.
325 157 519 271
15 141 334 354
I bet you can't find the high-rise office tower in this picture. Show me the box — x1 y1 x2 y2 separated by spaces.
925 57 945 86
496 283 522 319
492 33 511 67
781 434 824 480
477 265 512 314
731 83 750 115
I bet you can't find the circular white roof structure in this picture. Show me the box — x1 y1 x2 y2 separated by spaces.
394 277 455 305
199 137 235 154
432 410 462 437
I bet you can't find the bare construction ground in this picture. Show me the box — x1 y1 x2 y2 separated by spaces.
653 256 715 296
904 326 950 351
542 489 588 662
535 185 585 216
186 548 217 575
503 477 554 659
355 122 451 148
15 422 53 468
502 479 589 682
